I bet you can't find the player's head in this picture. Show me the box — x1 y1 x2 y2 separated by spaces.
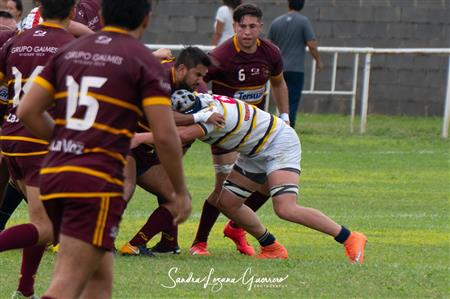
40 0 76 21
171 89 203 114
233 3 263 51
174 46 212 91
0 10 16 31
289 0 305 11
223 0 241 9
102 0 152 36
6 0 22 22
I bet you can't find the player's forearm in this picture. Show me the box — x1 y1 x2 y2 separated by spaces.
153 132 188 195
19 111 54 141
173 111 195 126
271 82 289 115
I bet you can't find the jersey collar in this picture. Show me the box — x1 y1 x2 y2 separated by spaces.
232 35 261 53
40 21 64 29
101 26 130 35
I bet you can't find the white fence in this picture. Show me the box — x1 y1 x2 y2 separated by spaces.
146 44 450 138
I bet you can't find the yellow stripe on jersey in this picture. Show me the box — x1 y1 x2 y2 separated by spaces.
253 116 278 155
41 21 64 29
40 192 122 201
211 80 266 91
138 121 152 132
215 101 244 146
83 147 127 165
40 165 124 187
142 96 171 107
89 92 143 116
102 26 129 35
235 105 258 150
271 72 283 80
54 92 142 116
0 72 5 82
0 135 49 144
7 78 27 86
54 119 134 138
0 101 7 106
34 76 55 95
93 196 110 247
1 150 48 157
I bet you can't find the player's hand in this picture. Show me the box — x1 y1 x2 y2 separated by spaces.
207 112 225 128
129 133 153 149
152 48 174 60
172 192 192 225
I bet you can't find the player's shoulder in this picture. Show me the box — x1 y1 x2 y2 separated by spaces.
258 38 282 56
210 37 236 61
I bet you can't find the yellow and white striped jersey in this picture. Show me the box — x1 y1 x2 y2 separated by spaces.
197 94 285 156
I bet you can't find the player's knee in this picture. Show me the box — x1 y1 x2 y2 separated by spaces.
270 184 299 220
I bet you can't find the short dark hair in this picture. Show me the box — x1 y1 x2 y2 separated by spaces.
223 0 241 10
40 0 75 20
175 46 212 69
233 3 262 23
0 10 14 19
289 0 305 11
10 0 23 13
102 0 152 31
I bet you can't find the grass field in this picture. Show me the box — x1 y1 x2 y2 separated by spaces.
1 114 449 298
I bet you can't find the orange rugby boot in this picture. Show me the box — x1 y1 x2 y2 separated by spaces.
223 220 255 256
119 242 154 257
189 242 210 256
344 232 367 264
256 241 288 259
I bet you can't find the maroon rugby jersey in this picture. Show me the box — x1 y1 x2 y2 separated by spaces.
73 0 102 31
35 26 171 198
0 23 75 156
0 30 18 118
204 35 283 110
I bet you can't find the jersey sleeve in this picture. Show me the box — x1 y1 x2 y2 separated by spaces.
215 6 228 23
270 43 284 77
139 52 172 108
303 17 316 42
197 122 215 135
0 41 10 83
33 54 57 95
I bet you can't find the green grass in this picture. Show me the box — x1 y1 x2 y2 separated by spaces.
1 114 449 298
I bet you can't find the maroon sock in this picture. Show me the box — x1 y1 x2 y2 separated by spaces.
192 201 220 245
41 297 55 299
0 223 39 251
230 191 270 228
159 225 178 247
17 245 46 297
129 206 173 246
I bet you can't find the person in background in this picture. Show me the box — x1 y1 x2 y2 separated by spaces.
6 0 22 29
268 0 323 128
211 0 241 46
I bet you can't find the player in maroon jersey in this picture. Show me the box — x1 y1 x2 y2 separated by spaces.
18 0 190 297
0 1 76 297
73 0 102 31
190 3 291 257
119 46 224 256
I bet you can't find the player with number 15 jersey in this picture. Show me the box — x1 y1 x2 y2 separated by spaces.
35 26 171 202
